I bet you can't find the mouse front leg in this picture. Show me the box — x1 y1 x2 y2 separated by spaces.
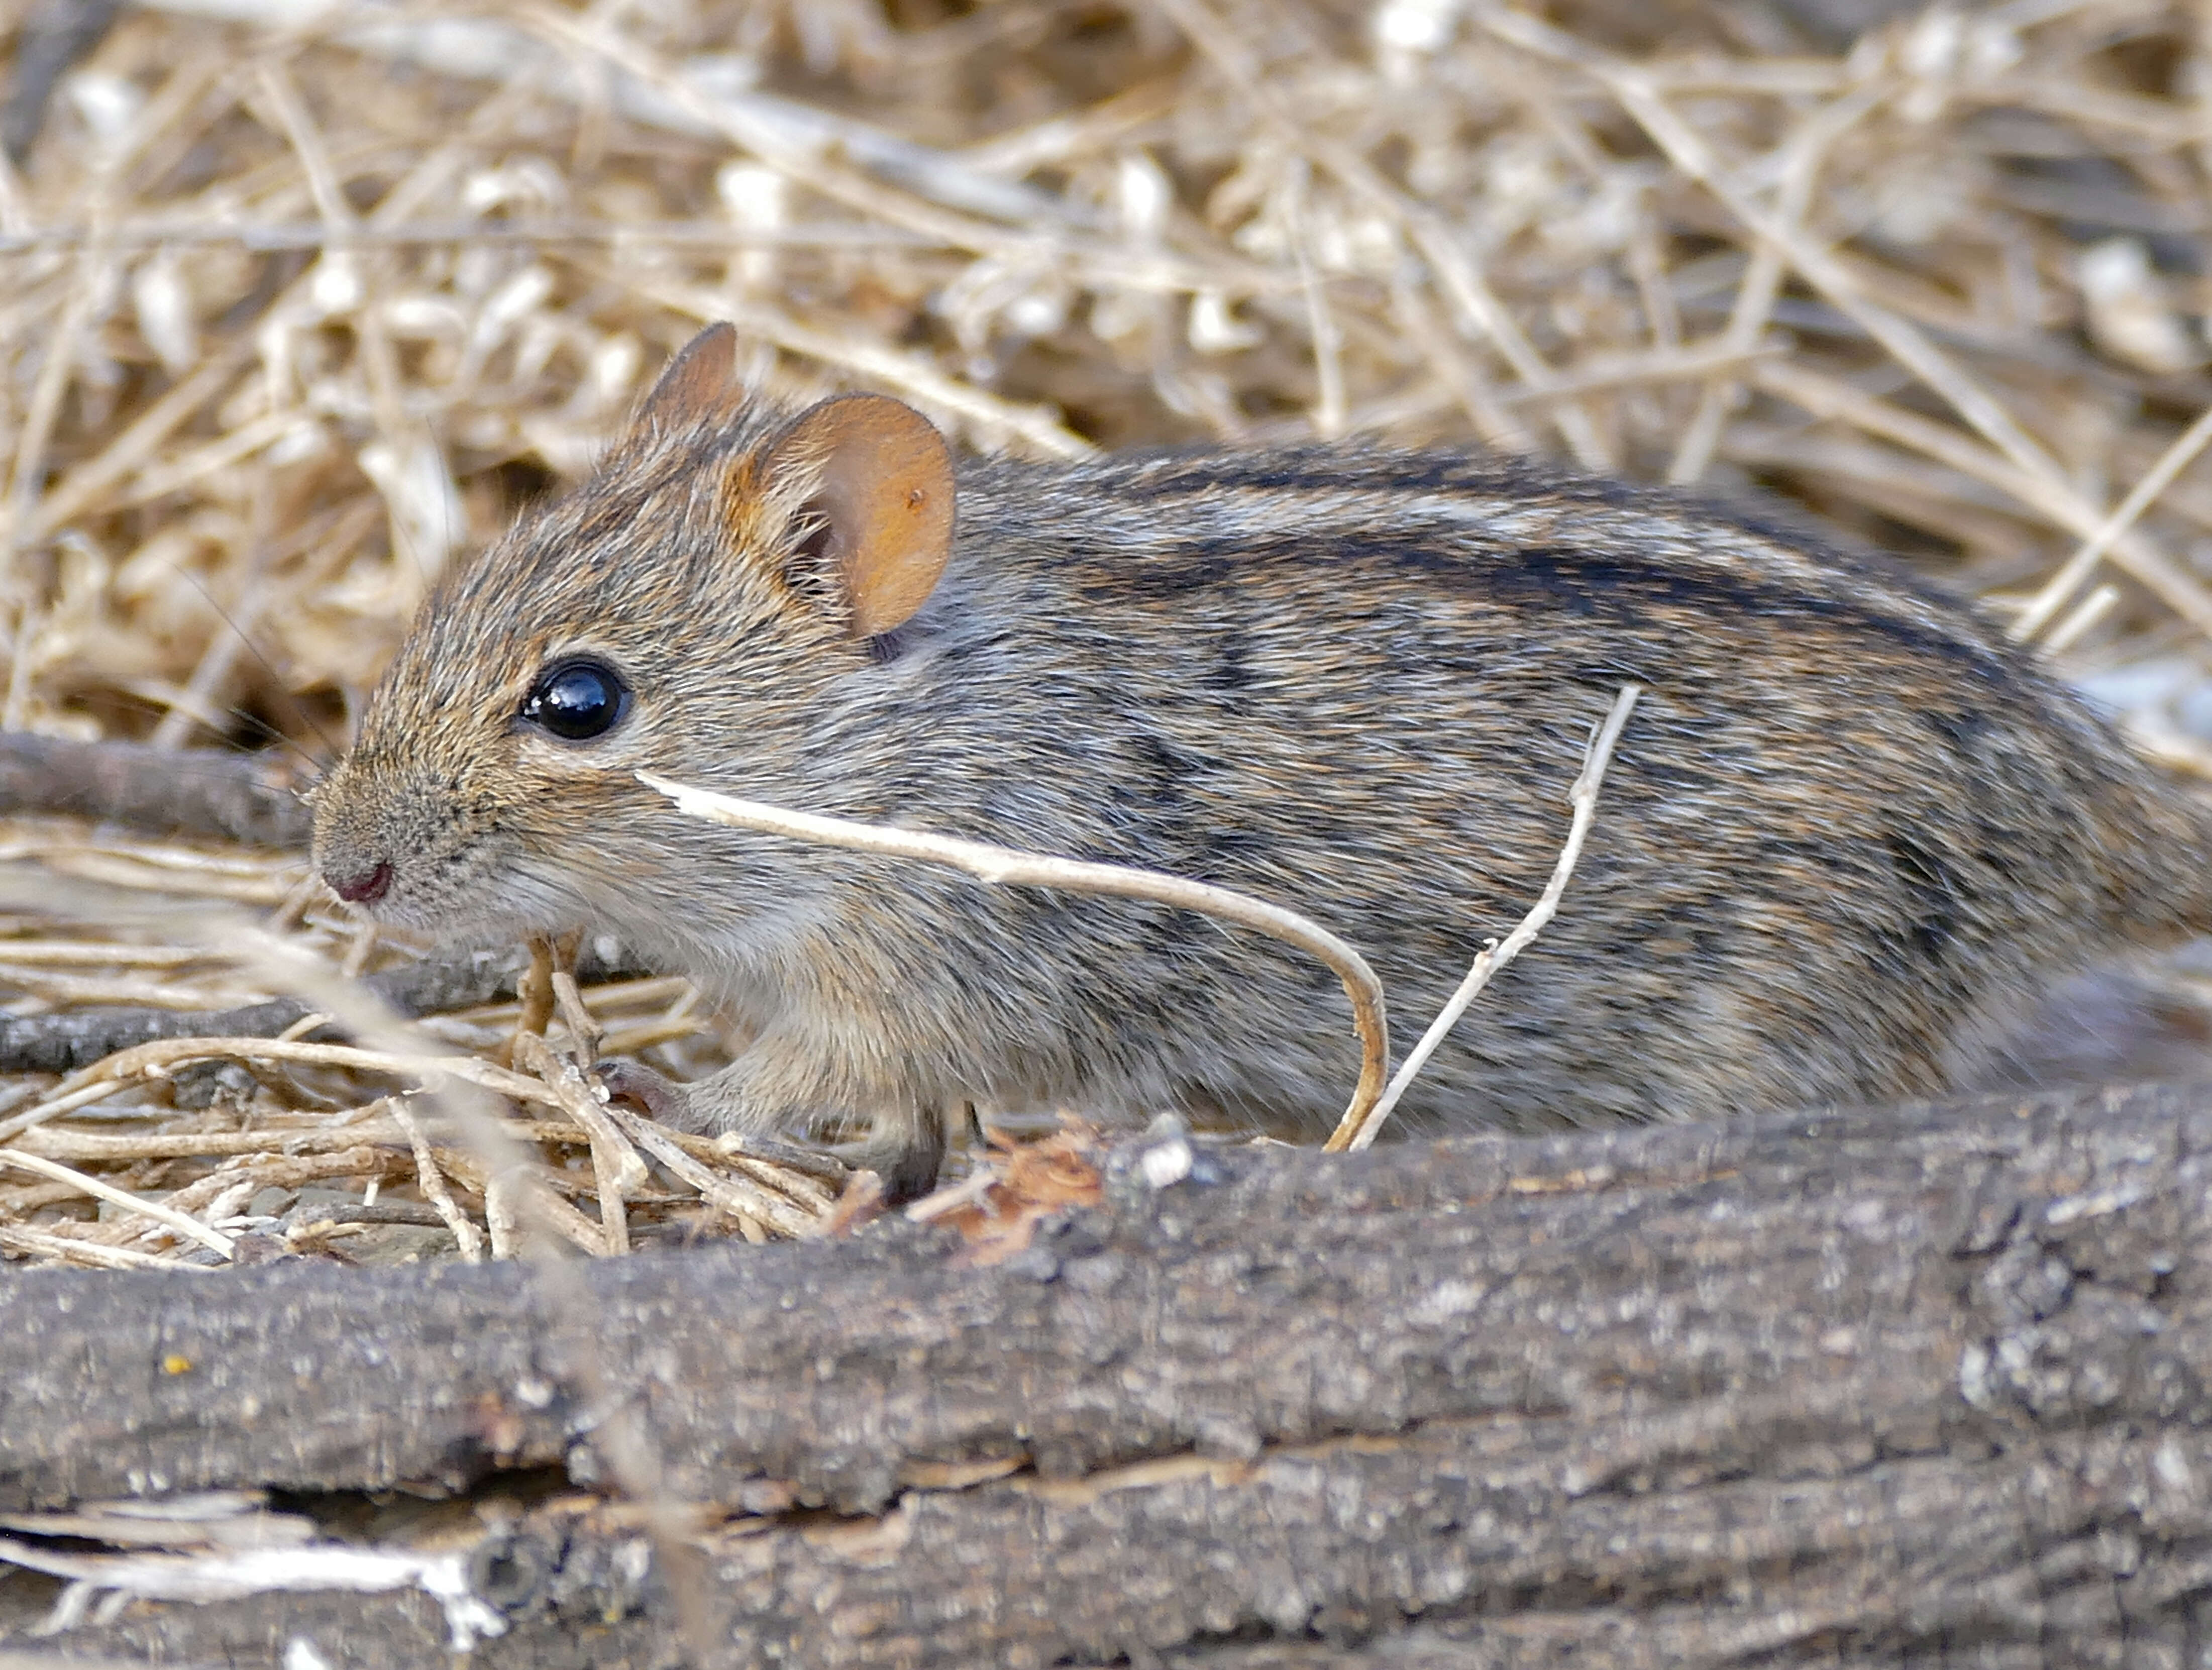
593 1051 788 1139
595 1040 946 1201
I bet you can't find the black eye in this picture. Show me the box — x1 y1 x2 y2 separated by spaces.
519 658 629 742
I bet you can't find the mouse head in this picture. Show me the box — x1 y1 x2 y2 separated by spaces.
311 324 957 953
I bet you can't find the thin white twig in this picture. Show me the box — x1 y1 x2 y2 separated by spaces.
513 1032 643 1256
2037 583 2121 657
0 1149 237 1258
599 1101 817 1241
635 771 1392 1137
2013 398 2212 642
43 1035 561 1110
483 1172 523 1261
1750 359 2212 634
0 1081 137 1146
0 1224 203 1271
1328 683 1642 1154
389 1100 484 1263
1285 158 1347 440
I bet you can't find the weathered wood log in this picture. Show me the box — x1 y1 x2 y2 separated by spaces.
0 733 311 849
2 1081 2209 1666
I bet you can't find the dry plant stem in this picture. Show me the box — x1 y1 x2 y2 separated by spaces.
2 242 99 567
1667 85 1877 485
1479 13 2212 635
0 0 126 168
1385 276 1532 451
0 942 208 968
0 1081 139 1145
389 1099 483 1263
642 279 1092 458
4 1110 834 1219
339 918 378 979
3 253 103 732
32 852 293 908
513 1032 642 1255
2041 584 2122 658
469 974 693 1021
635 770 1391 1139
1493 339 1784 408
17 31 554 549
24 334 257 541
11 1125 400 1162
523 5 1039 241
509 1170 610 1257
1152 0 1610 469
599 1101 805 1241
429 1141 608 1234
4 57 226 598
2012 398 2212 642
0 1224 196 1272
1750 360 2212 634
0 218 959 254
0 968 272 1011
1329 683 1643 1155
0 1147 235 1258
169 924 619 1266
592 1014 706 1057
253 62 417 534
146 476 277 752
523 3 1276 304
37 1035 560 1110
959 74 1183 173
684 1134 842 1207
520 939 648 1253
483 1171 522 1261
1538 29 2042 460
904 1166 997 1224
553 973 601 1053
149 1149 399 1233
1285 158 1347 439
0 940 646 1078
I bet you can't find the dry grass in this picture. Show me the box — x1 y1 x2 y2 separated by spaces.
3 0 2212 1267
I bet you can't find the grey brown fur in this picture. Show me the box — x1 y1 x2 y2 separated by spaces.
313 326 2212 1191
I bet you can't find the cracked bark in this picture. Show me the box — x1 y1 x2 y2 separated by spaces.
1 1082 2208 1666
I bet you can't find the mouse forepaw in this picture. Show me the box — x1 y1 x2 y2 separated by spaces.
594 1058 716 1132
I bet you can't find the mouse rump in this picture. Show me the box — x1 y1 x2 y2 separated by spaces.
1949 940 2212 1095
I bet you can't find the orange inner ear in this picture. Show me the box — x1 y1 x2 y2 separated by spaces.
634 323 740 433
766 394 956 638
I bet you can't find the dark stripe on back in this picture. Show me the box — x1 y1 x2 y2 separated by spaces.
1035 445 1984 640
1075 521 2014 693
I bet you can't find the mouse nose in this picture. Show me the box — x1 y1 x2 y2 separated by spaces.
328 859 393 906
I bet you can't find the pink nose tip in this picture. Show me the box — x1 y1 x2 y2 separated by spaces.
330 860 393 905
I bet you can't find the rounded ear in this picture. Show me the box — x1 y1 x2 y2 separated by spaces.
635 324 740 433
763 394 955 638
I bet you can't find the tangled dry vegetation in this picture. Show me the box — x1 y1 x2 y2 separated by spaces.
1 0 2210 1269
